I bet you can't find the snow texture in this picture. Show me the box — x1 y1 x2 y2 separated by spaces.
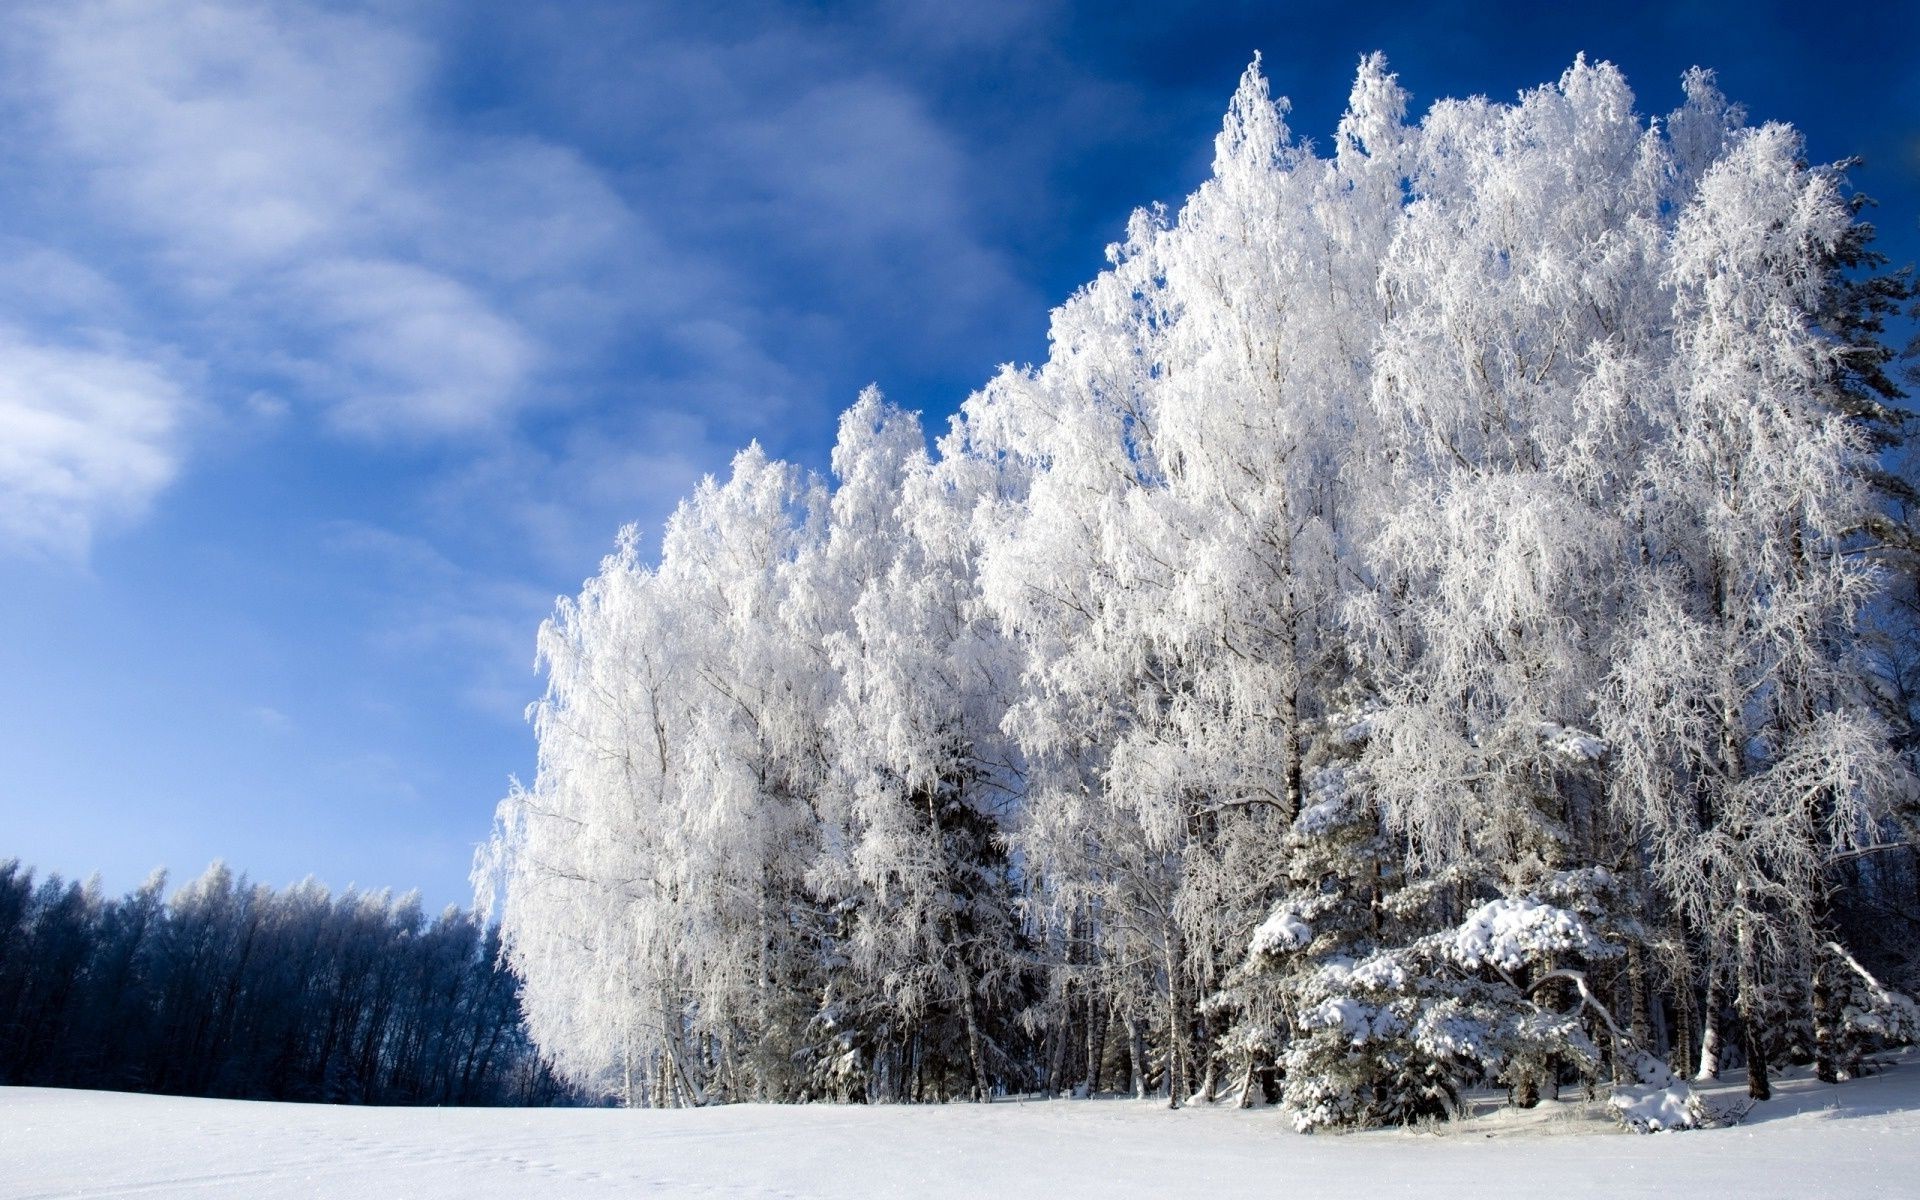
1607 1052 1703 1133
6 1055 1920 1198
1450 898 1605 973
1248 905 1312 956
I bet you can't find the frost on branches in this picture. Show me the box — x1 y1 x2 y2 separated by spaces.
480 53 1920 1125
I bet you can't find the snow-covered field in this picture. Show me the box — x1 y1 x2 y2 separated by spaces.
6 1059 1918 1199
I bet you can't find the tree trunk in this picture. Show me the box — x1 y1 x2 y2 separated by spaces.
1085 991 1107 1095
1697 973 1723 1081
1280 674 1303 823
1514 1072 1540 1109
1163 925 1187 1109
1127 1010 1149 1100
1737 963 1771 1101
1627 942 1652 1047
1812 946 1841 1085
1671 976 1696 1080
1047 983 1073 1094
1742 1008 1772 1100
1236 1052 1258 1109
910 1032 924 1103
1195 1000 1218 1103
958 964 989 1103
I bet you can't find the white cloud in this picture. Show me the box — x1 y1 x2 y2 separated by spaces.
426 407 729 576
0 241 128 323
0 0 1078 564
27 0 419 272
289 259 539 436
0 325 188 558
7 0 634 438
560 25 1039 364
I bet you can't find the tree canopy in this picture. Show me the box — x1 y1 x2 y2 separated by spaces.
482 54 1920 1127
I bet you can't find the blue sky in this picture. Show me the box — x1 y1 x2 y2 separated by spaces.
1 0 1914 911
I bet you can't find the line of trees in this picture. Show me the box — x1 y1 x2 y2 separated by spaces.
0 858 569 1106
482 55 1920 1127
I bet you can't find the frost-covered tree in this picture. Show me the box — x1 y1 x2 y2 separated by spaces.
482 545 693 1102
1357 59 1663 872
486 444 839 1104
1601 121 1909 1099
779 388 1036 1102
488 52 1918 1122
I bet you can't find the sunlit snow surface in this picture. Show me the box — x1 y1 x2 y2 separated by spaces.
6 1056 1918 1198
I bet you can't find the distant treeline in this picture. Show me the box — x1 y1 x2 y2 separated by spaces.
0 858 573 1106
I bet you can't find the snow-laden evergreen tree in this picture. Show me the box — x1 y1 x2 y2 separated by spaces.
1221 722 1627 1129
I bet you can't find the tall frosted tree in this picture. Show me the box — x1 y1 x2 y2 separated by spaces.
1600 122 1908 1098
823 393 1031 1099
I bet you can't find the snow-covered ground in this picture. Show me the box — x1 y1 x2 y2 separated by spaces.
6 1058 1917 1199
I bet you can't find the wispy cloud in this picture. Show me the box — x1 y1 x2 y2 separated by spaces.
319 520 558 721
4 0 634 441
0 0 1116 582
0 325 188 559
427 408 730 577
509 5 1045 375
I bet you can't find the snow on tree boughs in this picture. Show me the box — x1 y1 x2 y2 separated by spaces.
485 52 1919 1121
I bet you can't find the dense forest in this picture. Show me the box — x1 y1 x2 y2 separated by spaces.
0 859 568 1106
482 55 1920 1129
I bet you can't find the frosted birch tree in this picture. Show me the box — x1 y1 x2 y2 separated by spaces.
1601 123 1910 1099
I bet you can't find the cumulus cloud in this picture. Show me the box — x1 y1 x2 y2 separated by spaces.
0 325 188 558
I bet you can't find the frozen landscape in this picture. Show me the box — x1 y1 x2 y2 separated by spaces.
6 1057 1919 1199
5 5 1919 1197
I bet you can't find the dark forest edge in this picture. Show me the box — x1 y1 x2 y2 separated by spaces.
0 857 576 1107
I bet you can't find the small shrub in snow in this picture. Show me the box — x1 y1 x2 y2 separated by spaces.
1607 1052 1702 1133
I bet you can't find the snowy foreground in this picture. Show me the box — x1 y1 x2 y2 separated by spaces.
7 1059 1920 1200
